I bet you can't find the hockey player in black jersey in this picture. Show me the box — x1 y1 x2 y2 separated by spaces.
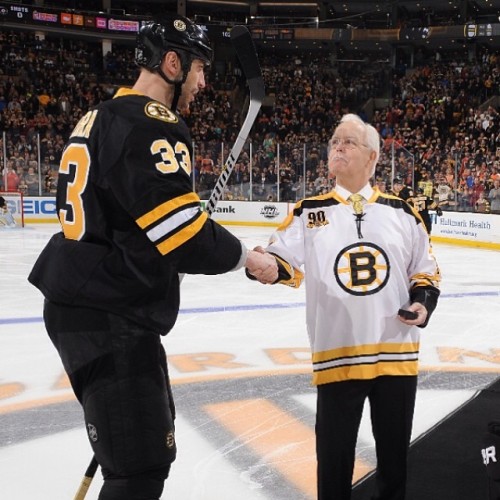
410 187 443 234
28 15 277 500
390 176 413 201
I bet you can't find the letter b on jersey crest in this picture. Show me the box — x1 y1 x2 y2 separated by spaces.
334 242 390 296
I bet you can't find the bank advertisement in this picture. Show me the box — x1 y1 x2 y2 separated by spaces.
20 197 291 226
202 200 289 226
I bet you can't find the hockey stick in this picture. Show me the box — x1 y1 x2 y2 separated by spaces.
73 456 98 500
205 25 265 216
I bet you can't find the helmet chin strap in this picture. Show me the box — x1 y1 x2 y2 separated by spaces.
157 52 192 112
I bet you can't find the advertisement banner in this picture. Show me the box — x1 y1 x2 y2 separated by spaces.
18 197 500 248
22 197 58 223
22 198 291 226
202 200 289 226
431 211 500 249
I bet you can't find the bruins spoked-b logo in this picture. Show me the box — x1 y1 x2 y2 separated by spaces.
173 19 187 31
145 101 178 123
334 242 390 296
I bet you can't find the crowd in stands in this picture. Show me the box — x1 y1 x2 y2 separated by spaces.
0 27 499 214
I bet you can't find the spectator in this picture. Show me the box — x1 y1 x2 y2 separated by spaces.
0 28 498 215
488 180 500 214
435 178 455 211
458 186 474 212
475 192 490 213
24 165 40 196
5 164 19 192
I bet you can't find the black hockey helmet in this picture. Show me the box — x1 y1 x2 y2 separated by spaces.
135 14 213 70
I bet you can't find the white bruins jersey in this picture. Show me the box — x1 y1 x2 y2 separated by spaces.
267 189 441 386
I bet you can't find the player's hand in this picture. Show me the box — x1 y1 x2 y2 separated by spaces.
245 249 278 284
397 302 428 326
253 245 266 254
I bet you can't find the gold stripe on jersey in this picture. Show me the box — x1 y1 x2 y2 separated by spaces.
411 277 440 288
136 192 200 229
412 271 441 283
135 192 205 255
275 211 294 232
112 88 178 122
312 342 420 385
313 342 419 362
313 359 419 385
156 211 208 255
273 254 304 288
113 87 146 99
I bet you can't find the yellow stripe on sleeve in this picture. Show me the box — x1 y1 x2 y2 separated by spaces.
136 192 201 229
156 211 208 255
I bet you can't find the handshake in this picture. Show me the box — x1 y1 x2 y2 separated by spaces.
245 246 278 284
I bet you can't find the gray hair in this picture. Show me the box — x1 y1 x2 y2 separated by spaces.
339 113 380 175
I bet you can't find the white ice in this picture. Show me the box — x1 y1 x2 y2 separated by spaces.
1 224 499 499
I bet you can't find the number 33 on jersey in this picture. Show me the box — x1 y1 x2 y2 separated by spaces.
57 90 203 256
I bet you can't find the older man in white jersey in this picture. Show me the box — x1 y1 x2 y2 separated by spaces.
249 113 441 500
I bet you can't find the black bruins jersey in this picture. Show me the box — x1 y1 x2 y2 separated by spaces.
390 186 413 201
410 193 441 233
29 88 243 333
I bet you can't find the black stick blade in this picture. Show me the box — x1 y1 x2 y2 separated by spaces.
231 25 263 86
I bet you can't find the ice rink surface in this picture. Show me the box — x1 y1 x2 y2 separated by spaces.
1 223 499 499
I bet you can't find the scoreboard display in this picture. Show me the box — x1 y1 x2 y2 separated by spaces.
0 2 499 44
250 28 294 40
465 23 500 38
0 2 238 42
0 3 140 33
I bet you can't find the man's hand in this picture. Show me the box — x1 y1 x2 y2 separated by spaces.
245 247 278 284
397 302 428 326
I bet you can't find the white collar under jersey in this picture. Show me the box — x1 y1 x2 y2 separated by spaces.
335 183 374 202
